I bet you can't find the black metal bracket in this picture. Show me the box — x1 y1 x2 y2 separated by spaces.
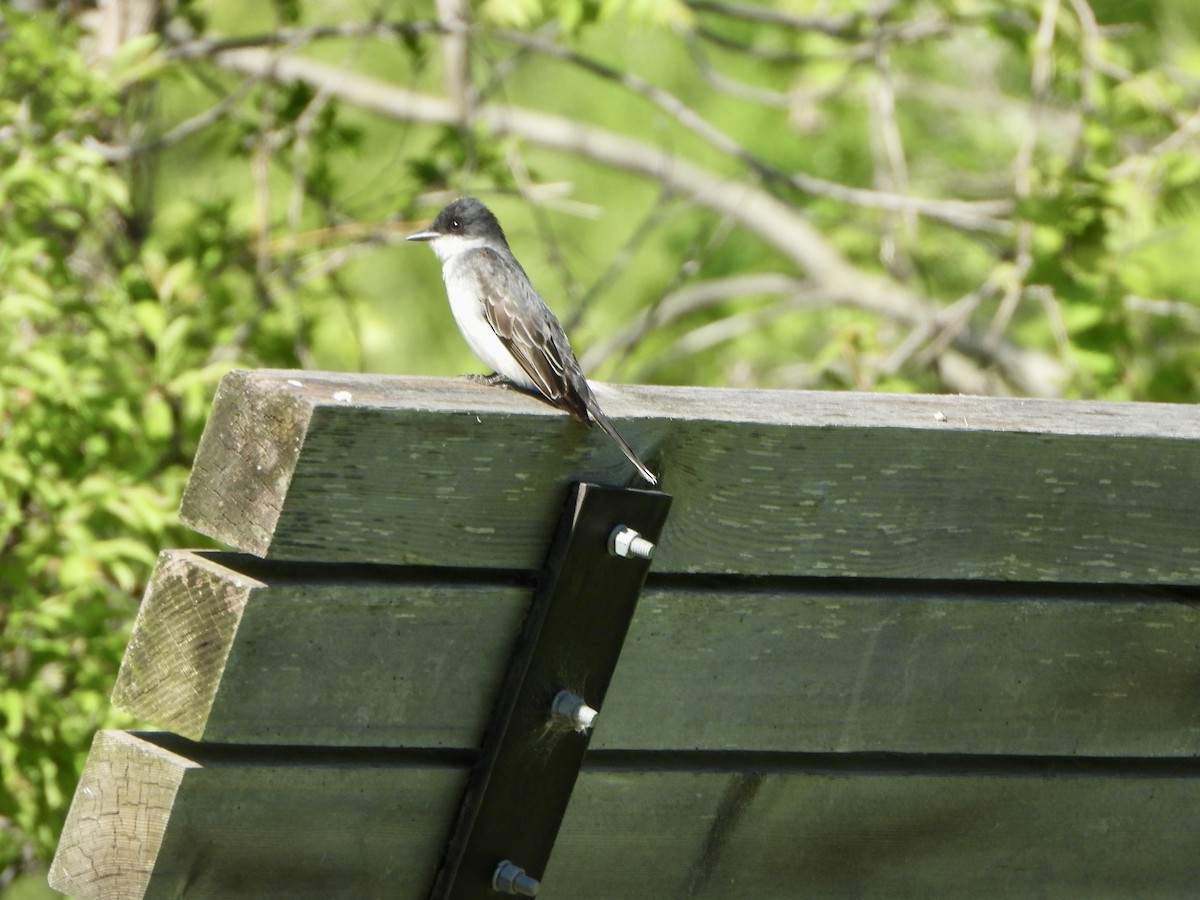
428 482 673 899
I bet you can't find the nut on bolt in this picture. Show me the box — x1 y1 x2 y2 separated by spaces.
551 690 598 732
492 860 540 896
608 525 655 560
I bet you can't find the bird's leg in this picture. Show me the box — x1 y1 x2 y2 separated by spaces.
465 372 512 387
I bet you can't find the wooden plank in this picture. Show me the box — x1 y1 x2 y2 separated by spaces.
549 763 1200 898
48 731 465 900
50 732 1200 899
49 731 190 900
602 580 1200 757
113 551 528 747
180 372 314 557
113 552 1200 756
179 370 1200 582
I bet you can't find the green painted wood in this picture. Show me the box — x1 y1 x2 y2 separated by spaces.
549 765 1200 899
59 370 1200 900
48 731 465 900
112 552 1200 756
113 551 528 748
50 732 1200 900
180 373 314 557
179 370 1200 583
602 581 1200 757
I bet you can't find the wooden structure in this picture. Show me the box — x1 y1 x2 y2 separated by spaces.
51 369 1200 898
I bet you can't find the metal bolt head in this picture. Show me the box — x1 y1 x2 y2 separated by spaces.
492 860 540 896
551 690 598 732
608 525 655 560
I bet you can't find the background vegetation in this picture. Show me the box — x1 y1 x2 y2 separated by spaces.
3 0 1199 889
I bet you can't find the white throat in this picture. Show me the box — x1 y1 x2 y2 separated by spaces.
427 233 494 264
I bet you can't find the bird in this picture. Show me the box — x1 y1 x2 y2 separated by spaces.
407 197 658 486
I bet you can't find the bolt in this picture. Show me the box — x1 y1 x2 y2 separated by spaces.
551 690 598 732
609 525 655 560
492 860 540 896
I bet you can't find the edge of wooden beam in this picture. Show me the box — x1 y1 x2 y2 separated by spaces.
112 551 258 739
48 731 195 900
106 549 1200 755
176 370 1200 581
180 369 314 557
189 369 1200 438
50 732 469 900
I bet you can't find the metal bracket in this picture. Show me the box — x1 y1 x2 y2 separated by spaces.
428 482 673 899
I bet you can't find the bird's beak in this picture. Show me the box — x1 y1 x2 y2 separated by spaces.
406 230 438 242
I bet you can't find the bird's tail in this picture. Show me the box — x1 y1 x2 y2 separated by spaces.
585 400 659 487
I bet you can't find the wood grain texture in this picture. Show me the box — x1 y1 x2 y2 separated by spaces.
48 731 194 900
50 732 1200 899
179 370 1200 582
549 765 1200 899
49 732 465 900
112 551 528 747
181 371 314 557
602 580 1200 757
112 552 1200 757
113 552 261 738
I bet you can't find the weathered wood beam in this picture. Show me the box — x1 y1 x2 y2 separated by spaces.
50 731 1200 899
113 551 527 748
113 551 1200 756
550 761 1200 898
48 731 465 900
180 370 1200 582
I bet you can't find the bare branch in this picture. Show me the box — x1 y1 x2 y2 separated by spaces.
171 19 1008 229
685 0 860 37
868 42 916 278
491 28 1013 233
978 0 1058 352
683 34 790 109
168 21 442 59
693 26 811 63
1123 294 1200 326
88 76 259 161
207 46 1065 396
584 273 809 372
435 0 472 124
642 294 831 377
1111 106 1200 176
882 284 995 376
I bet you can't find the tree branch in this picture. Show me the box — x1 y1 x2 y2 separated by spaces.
207 46 1065 396
168 21 443 59
684 0 861 37
491 27 1014 233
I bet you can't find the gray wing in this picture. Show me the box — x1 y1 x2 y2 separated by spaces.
470 248 659 485
472 247 592 423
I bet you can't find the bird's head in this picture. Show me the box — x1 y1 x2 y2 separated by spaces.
406 197 508 262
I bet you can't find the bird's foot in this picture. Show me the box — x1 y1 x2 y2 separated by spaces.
465 372 512 387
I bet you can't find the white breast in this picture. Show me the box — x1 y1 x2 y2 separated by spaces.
441 258 536 391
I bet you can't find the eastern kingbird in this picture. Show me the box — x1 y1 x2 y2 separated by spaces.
407 197 658 486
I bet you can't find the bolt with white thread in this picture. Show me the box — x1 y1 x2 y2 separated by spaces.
492 860 539 896
608 525 655 560
551 690 598 732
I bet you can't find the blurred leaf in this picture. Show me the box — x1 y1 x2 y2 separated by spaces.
107 33 166 87
480 0 545 28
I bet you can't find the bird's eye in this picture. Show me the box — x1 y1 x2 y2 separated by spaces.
450 219 461 231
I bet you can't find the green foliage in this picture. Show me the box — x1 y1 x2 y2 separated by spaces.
0 11 313 880
5 0 1200 882
481 0 693 31
140 0 1200 399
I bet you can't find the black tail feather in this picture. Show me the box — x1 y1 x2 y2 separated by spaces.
586 401 659 487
